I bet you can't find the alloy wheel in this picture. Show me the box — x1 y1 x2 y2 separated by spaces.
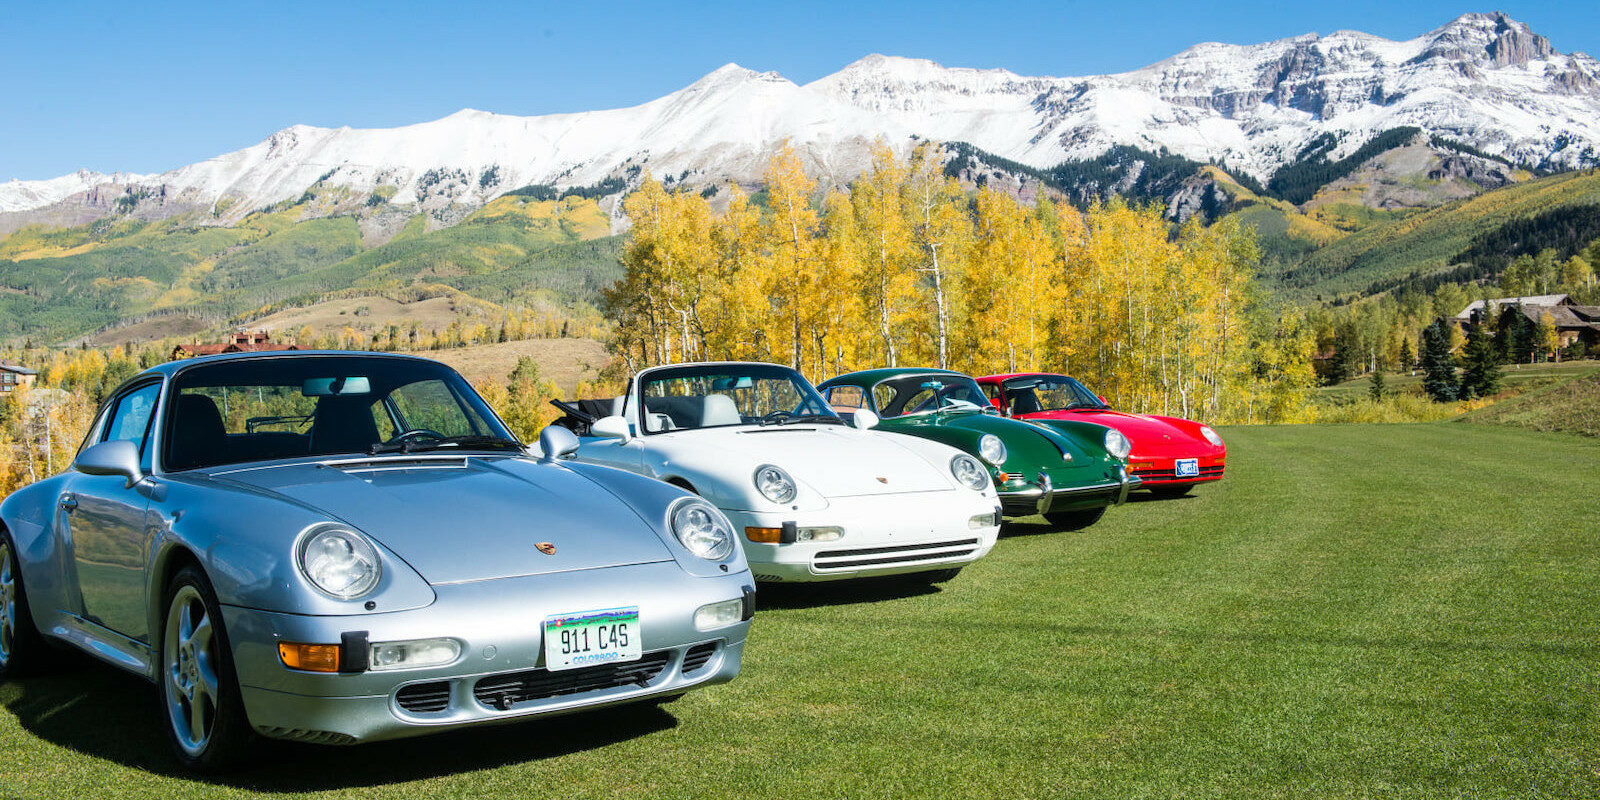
163 584 222 756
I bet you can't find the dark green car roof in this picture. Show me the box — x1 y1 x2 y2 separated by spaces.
819 367 968 389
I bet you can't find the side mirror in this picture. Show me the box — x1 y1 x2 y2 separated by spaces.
1097 396 1108 405
981 405 1000 416
75 439 143 488
590 415 632 442
536 425 580 461
852 409 880 430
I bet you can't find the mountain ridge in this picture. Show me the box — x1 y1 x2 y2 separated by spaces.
3 12 1597 231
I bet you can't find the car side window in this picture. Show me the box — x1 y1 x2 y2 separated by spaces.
825 386 864 413
871 385 895 414
102 382 163 456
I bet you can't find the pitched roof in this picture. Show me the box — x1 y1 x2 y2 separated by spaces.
1455 294 1572 319
0 364 38 375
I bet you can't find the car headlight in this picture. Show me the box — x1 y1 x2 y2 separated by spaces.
671 499 735 560
753 464 797 504
298 526 381 600
1103 429 1132 460
1199 425 1224 447
950 454 989 491
978 434 1007 465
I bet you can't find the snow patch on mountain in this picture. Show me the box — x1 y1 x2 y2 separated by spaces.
2 12 1597 222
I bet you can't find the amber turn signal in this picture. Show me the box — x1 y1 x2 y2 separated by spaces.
278 642 341 672
745 526 782 543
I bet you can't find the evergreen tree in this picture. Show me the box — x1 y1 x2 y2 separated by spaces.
1532 311 1557 363
1459 321 1502 399
1324 321 1358 385
1368 370 1385 402
1419 319 1459 402
1493 304 1527 363
1398 337 1415 374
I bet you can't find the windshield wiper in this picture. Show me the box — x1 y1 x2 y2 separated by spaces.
368 434 523 455
782 413 844 425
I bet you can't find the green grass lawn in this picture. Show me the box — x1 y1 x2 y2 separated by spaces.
3 424 1597 798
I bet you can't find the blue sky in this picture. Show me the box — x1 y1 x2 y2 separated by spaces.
4 1 1597 180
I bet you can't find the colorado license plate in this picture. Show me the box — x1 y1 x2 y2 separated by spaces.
1174 458 1199 478
543 607 641 671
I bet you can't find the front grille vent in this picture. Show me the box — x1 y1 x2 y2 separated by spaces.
395 681 452 713
1132 465 1224 481
474 651 671 710
256 726 358 745
681 643 718 674
813 538 982 571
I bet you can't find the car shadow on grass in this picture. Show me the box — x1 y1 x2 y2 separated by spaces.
2 659 679 789
756 576 945 610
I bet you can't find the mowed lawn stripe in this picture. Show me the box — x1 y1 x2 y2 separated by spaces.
0 424 1594 798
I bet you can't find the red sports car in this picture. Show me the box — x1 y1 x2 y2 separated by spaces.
975 373 1225 498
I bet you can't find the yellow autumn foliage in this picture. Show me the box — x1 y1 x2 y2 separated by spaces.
604 144 1315 424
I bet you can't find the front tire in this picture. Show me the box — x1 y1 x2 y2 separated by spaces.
1042 507 1107 531
0 532 48 679
161 564 258 772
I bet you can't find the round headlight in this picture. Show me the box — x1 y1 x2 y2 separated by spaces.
1200 425 1224 447
978 434 1007 465
753 465 797 504
298 527 381 600
671 500 735 560
1103 428 1132 460
950 454 989 491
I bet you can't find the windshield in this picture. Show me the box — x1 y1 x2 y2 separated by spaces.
872 374 990 418
162 355 517 470
1001 375 1106 414
637 364 839 433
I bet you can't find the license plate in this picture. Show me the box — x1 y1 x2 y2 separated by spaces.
1174 458 1199 478
543 607 641 671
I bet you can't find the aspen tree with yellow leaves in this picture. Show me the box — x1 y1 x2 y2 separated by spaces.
601 145 1314 425
852 144 919 368
761 146 823 374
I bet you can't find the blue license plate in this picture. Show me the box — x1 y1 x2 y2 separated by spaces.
1174 459 1199 478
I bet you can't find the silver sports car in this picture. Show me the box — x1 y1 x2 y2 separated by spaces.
0 351 753 770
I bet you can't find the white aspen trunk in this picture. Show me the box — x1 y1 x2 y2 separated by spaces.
929 242 948 369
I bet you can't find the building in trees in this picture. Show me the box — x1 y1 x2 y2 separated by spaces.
1454 294 1600 357
172 330 300 360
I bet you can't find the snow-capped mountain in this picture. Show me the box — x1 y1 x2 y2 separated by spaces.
3 12 1597 224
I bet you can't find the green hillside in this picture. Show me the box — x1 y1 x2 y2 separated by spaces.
1265 168 1600 301
1462 366 1600 438
0 195 619 343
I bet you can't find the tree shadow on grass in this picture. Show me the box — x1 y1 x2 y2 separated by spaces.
2 660 678 790
756 576 944 610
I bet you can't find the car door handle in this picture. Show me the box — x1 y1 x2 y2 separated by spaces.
58 494 77 510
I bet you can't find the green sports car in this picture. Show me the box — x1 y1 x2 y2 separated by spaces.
818 368 1138 529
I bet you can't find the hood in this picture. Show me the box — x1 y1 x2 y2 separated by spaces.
884 410 1092 470
1024 408 1210 457
671 425 953 497
212 456 673 585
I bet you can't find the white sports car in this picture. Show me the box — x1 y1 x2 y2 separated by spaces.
553 362 1002 583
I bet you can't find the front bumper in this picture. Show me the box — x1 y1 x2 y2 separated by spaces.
998 467 1139 518
1128 454 1226 487
221 561 752 744
723 490 1001 582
